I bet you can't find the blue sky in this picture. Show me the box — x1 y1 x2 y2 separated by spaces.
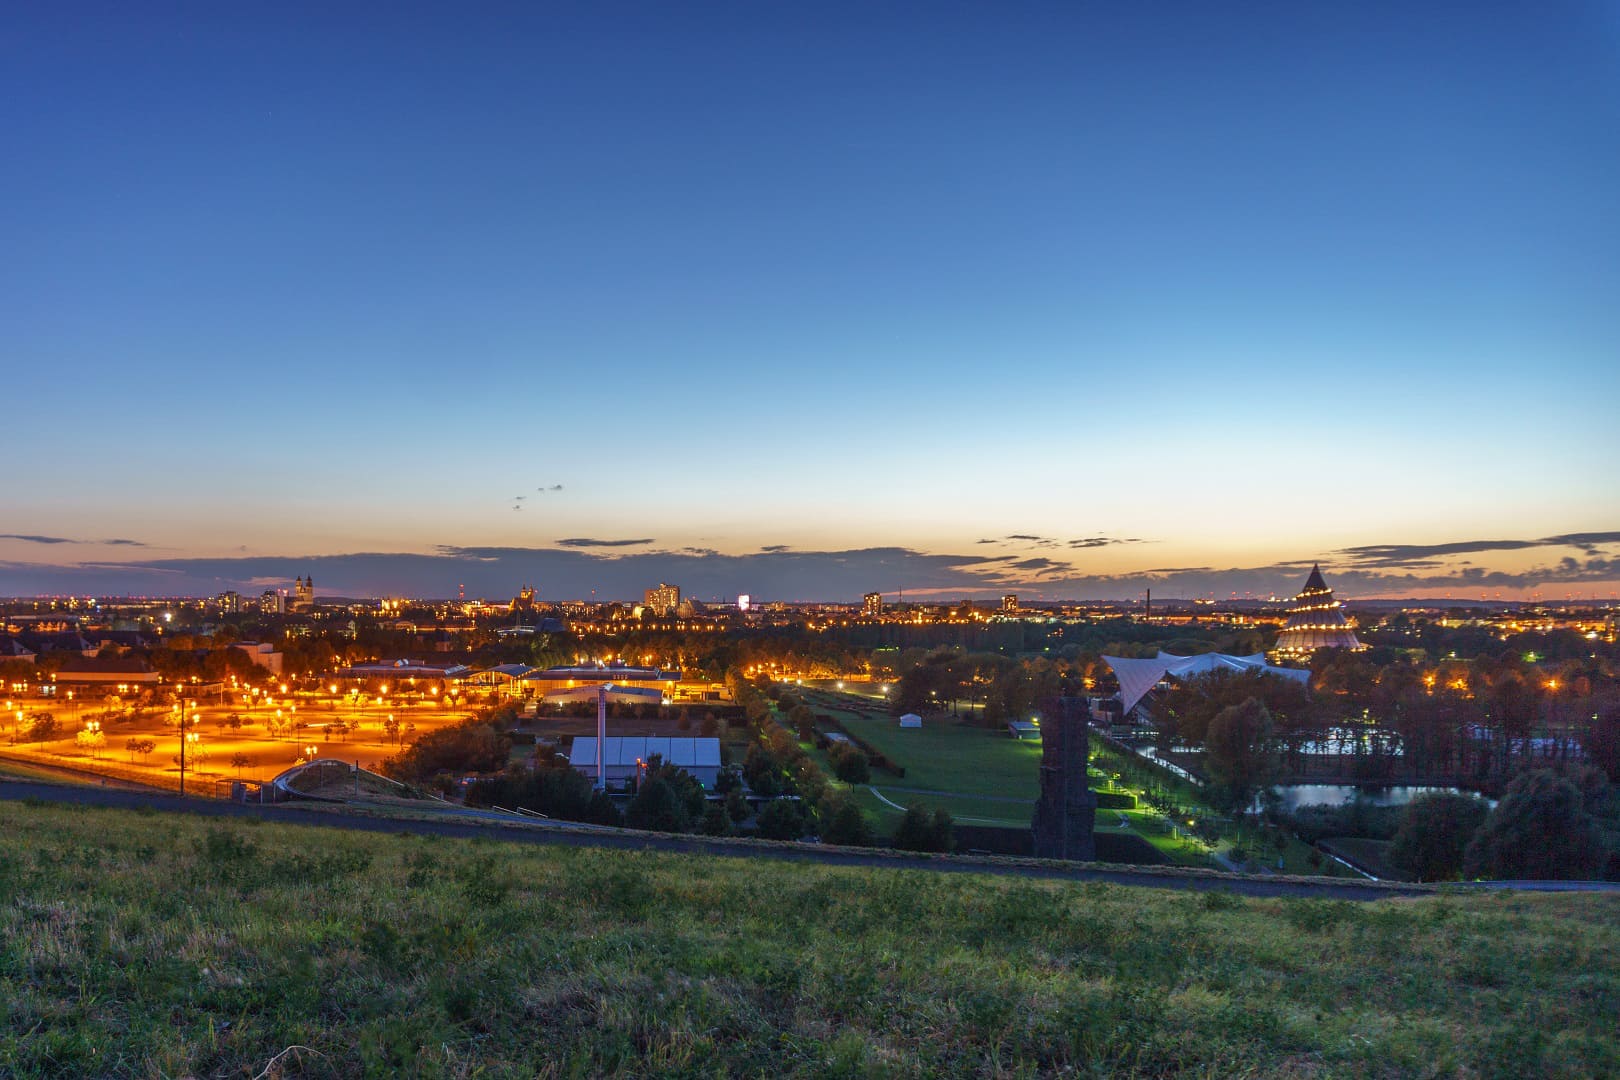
3 4 1618 600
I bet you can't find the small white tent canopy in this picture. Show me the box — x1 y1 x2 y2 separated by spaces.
898 713 923 728
1102 651 1310 716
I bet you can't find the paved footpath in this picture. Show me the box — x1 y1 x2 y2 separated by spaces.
4 780 1612 901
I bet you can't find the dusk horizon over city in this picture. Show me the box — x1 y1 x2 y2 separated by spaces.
5 5 1618 601
2 528 1618 603
3 8 1620 1069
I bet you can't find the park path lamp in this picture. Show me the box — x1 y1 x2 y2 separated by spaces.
180 729 200 796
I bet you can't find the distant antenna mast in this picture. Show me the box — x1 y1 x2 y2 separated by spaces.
1145 588 1151 621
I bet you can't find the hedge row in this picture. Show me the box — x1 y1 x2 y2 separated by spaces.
816 715 906 778
950 825 1168 865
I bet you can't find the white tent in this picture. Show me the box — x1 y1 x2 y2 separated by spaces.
1102 651 1310 716
898 713 922 728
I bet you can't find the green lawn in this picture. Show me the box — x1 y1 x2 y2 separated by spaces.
864 786 1032 828
1 801 1617 1077
820 703 1044 799
811 695 1216 859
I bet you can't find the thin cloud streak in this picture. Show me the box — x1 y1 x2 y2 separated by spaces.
554 538 656 549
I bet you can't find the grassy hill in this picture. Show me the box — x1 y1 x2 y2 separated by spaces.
1 802 1616 1078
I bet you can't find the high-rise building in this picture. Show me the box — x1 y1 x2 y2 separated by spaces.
216 591 242 614
258 589 286 615
1273 564 1363 656
1002 594 1018 613
644 583 681 617
862 592 883 618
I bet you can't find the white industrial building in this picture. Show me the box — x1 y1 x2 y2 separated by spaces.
567 736 723 787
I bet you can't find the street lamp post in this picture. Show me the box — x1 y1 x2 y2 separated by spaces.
178 698 199 796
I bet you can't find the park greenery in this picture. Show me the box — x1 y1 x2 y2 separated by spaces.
1 800 1617 1077
8 596 1618 882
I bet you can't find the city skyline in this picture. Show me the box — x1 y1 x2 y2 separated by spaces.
2 530 1619 603
4 6 1617 600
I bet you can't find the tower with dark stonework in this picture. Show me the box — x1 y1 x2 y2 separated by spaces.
1031 697 1097 861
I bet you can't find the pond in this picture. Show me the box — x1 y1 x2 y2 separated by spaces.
1265 783 1491 813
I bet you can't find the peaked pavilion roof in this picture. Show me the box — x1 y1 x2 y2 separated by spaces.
1274 563 1363 655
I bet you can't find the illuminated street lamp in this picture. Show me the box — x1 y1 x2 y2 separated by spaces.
77 718 105 759
180 727 200 796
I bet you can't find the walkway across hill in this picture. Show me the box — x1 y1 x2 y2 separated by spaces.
3 779 1612 901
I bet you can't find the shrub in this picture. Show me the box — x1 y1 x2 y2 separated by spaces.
700 803 732 836
382 718 510 783
627 777 690 833
1285 800 1403 844
465 763 622 826
755 799 807 841
1094 791 1136 810
1387 792 1492 882
818 793 872 847
892 805 954 853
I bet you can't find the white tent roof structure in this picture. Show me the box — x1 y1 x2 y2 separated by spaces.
1102 651 1310 715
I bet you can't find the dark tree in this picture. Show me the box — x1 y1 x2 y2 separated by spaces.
754 798 807 841
1387 792 1491 882
820 798 872 846
742 744 783 797
626 776 690 832
1464 770 1608 880
1204 697 1279 815
831 745 871 784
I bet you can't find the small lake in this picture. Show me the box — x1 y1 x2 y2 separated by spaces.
1266 784 1492 813
1132 747 1494 812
